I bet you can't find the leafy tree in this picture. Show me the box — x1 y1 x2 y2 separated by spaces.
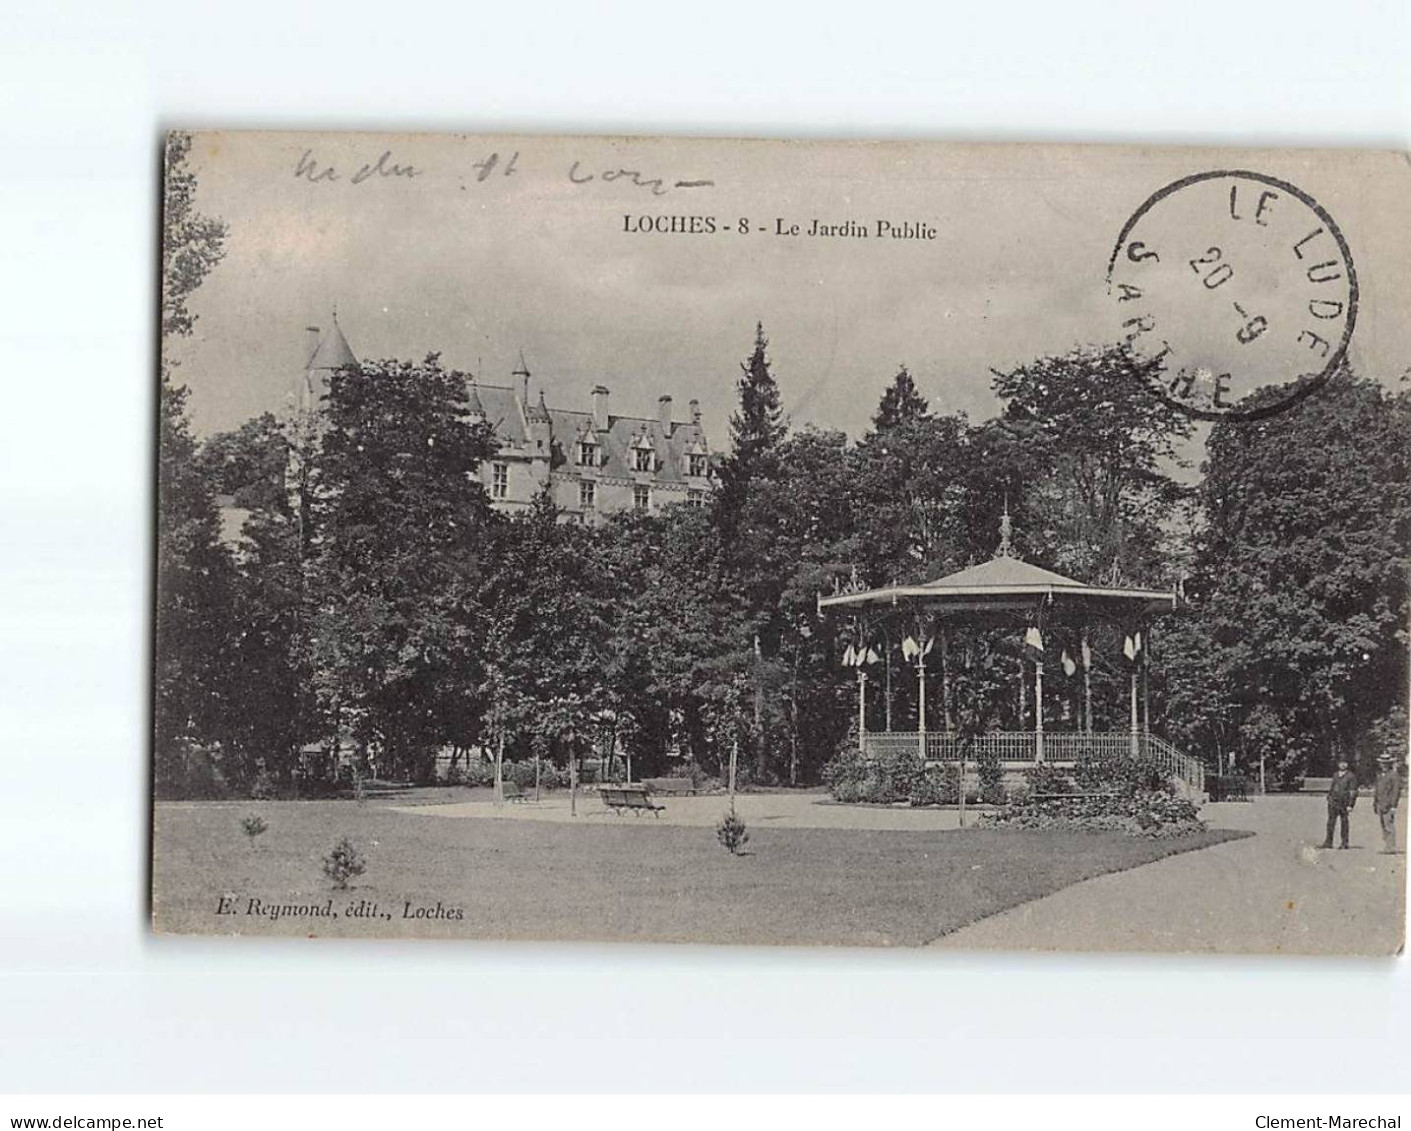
154 129 233 797
154 382 238 795
1178 373 1410 778
871 364 930 433
310 355 499 781
478 490 615 781
162 132 228 341
768 428 863 781
853 410 970 585
199 414 322 789
989 343 1193 584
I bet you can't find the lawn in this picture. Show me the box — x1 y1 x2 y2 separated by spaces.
152 799 1249 947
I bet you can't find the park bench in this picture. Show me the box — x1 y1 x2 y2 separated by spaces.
500 782 531 803
642 777 697 796
599 784 666 817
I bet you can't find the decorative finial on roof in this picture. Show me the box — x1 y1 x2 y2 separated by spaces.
994 496 1014 560
837 564 867 595
512 349 532 404
1106 558 1124 586
526 387 552 424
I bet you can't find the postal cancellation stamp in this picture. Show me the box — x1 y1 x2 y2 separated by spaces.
1108 170 1358 420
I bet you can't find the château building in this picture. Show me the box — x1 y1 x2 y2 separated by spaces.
297 318 715 522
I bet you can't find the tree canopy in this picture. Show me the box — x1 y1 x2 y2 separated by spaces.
155 160 1408 797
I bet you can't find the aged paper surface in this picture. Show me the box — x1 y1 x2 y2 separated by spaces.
155 131 1408 952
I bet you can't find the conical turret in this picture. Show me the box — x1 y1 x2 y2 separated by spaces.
299 312 358 416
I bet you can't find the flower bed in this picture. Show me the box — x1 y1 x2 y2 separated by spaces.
982 789 1204 837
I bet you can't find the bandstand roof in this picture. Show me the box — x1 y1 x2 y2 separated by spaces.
817 516 1176 624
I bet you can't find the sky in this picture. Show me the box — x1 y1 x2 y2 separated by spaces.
169 132 1411 451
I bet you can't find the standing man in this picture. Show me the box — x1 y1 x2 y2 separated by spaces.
1373 749 1404 855
1320 758 1358 850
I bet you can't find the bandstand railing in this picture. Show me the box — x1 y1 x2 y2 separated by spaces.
862 730 1205 793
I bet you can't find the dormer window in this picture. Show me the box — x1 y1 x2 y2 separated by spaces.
633 447 654 473
578 440 599 467
688 453 708 478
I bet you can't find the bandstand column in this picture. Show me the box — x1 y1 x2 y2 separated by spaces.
1017 654 1026 728
884 643 893 732
1141 624 1151 744
1129 655 1140 759
857 669 868 755
1081 630 1093 737
916 657 927 761
940 629 954 732
1034 655 1045 763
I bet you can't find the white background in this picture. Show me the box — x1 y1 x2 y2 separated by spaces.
1 0 1409 1095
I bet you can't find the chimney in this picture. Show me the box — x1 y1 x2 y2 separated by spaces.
592 385 611 431
658 395 673 435
689 399 701 426
305 326 321 368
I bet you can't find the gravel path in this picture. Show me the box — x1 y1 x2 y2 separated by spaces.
930 794 1405 955
389 790 971 831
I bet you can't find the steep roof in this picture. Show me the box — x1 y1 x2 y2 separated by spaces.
307 320 357 371
921 555 1086 590
470 383 528 446
466 381 486 416
550 408 709 482
465 377 710 480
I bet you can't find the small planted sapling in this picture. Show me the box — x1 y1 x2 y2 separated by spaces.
322 836 367 890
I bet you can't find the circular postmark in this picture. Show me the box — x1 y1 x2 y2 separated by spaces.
1107 170 1357 421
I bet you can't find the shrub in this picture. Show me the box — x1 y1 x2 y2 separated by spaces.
823 745 870 802
495 758 565 790
502 759 538 789
975 748 1006 805
322 836 367 890
1023 763 1076 796
240 814 268 842
871 748 924 803
909 765 955 807
1074 753 1171 796
672 760 710 790
982 789 1204 837
249 770 276 801
716 808 750 855
907 765 943 807
462 759 495 788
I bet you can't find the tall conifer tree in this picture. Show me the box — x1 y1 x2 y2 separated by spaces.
717 322 786 522
871 365 929 433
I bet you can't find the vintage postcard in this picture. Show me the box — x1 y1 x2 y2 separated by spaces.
154 130 1408 953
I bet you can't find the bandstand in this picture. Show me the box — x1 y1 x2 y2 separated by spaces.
817 511 1205 793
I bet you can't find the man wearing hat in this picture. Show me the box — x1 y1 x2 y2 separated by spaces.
1373 748 1404 855
1321 759 1359 849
